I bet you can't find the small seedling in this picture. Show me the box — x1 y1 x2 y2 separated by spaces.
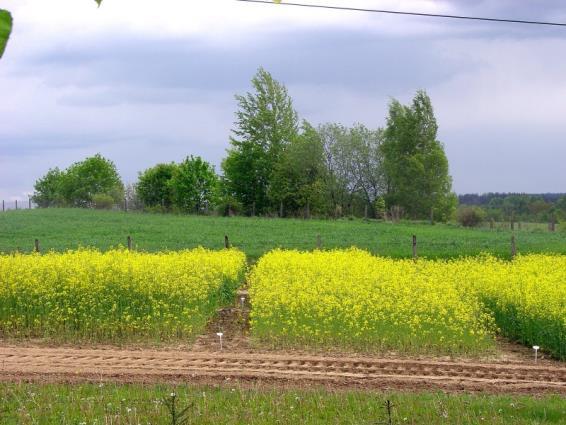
163 392 192 425
533 345 540 363
376 399 395 425
216 332 224 351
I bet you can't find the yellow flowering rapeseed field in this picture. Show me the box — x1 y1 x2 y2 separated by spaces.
249 250 565 358
0 248 246 342
460 254 566 360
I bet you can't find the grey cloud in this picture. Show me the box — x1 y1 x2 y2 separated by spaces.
2 1 566 200
23 30 473 107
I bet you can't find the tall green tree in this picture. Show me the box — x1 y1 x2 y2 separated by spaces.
32 154 124 208
318 123 352 216
318 123 385 217
349 123 385 216
382 90 456 221
32 167 65 207
60 154 124 207
222 67 299 215
136 163 177 209
171 156 218 213
270 121 326 216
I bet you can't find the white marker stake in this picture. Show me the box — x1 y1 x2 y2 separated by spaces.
216 332 224 351
240 297 245 310
533 345 540 363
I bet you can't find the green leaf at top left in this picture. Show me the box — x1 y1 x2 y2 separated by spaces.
0 9 13 59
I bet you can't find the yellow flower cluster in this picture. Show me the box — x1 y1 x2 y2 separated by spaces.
249 250 565 357
249 249 494 354
0 248 246 342
456 254 565 359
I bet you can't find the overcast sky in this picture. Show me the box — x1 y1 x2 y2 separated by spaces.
1 0 566 201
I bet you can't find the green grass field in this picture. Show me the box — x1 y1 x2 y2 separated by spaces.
1 209 565 260
1 383 564 424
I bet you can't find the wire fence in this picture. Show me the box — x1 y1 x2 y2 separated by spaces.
1 203 563 260
8 231 564 262
0 199 37 211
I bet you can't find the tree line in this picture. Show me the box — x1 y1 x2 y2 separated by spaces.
459 193 566 223
33 68 456 221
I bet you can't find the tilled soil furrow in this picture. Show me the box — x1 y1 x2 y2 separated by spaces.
1 360 562 384
0 346 564 394
1 360 561 384
1 354 563 380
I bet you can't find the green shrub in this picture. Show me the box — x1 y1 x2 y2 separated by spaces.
457 206 486 227
92 193 114 210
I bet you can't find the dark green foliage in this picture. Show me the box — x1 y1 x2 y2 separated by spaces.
457 206 486 227
461 193 566 223
215 191 244 217
171 156 218 213
92 193 115 210
0 9 12 59
557 196 566 219
270 121 326 216
61 154 124 207
32 154 124 208
483 300 565 361
136 163 177 209
382 91 456 221
31 168 65 207
222 67 299 215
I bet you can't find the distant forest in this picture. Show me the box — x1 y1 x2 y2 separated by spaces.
459 193 566 222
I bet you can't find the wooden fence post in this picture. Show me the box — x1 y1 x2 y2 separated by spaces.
511 235 516 259
490 218 494 230
124 198 128 212
412 235 417 260
28 197 32 209
252 202 256 217
15 200 18 210
127 235 132 251
224 235 230 249
316 234 321 249
2 200 4 212
279 201 283 218
34 239 40 253
364 205 368 220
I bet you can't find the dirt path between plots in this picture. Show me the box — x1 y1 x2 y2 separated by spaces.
1 345 564 394
1 297 565 394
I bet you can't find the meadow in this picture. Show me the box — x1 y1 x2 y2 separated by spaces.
0 248 246 342
0 209 564 423
0 208 565 260
1 383 564 425
249 250 566 359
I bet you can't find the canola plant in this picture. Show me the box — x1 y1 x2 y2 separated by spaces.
249 249 565 358
0 248 246 341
